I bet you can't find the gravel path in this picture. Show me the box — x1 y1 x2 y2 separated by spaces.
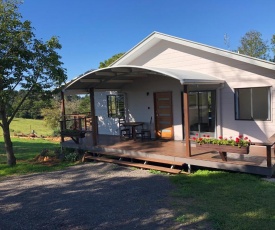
0 162 185 230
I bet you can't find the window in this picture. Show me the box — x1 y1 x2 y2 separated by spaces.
235 87 271 120
107 94 125 118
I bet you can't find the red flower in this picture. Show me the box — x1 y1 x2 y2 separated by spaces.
235 138 240 143
219 136 223 139
239 135 243 138
192 137 196 140
196 133 199 136
207 135 210 138
199 138 203 141
244 137 248 140
203 134 206 137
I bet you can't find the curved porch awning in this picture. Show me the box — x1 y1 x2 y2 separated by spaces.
63 65 224 94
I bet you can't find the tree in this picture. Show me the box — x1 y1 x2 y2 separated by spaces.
13 90 52 119
237 30 269 59
41 99 61 131
0 1 67 166
99 52 125 68
271 34 275 62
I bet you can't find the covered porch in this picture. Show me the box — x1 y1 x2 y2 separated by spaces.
61 134 275 177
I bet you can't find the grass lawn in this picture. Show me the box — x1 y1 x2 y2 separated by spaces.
3 118 54 137
171 170 275 230
0 137 74 178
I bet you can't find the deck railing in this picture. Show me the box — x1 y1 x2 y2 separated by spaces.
59 113 98 142
60 113 92 131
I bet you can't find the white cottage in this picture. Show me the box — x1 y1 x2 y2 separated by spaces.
61 32 275 176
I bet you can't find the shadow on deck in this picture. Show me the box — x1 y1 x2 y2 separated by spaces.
61 134 275 177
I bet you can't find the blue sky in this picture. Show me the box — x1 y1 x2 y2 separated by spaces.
20 0 275 81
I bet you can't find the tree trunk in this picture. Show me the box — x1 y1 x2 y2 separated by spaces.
0 111 16 166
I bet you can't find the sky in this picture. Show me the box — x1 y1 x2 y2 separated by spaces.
19 0 275 82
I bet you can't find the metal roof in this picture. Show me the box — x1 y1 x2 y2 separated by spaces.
63 65 224 94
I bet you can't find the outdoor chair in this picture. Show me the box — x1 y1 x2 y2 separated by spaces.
136 116 152 140
119 117 131 139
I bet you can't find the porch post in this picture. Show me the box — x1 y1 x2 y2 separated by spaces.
89 88 97 146
183 85 191 157
60 91 66 142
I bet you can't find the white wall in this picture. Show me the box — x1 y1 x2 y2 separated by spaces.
122 74 183 140
126 40 275 142
95 91 119 135
94 75 184 140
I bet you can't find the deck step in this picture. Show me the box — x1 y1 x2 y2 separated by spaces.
85 155 182 174
91 152 183 166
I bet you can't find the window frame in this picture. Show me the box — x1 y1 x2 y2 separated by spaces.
107 94 125 118
234 86 271 121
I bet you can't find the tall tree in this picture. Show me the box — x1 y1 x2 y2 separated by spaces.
237 30 269 59
0 0 66 165
99 52 124 68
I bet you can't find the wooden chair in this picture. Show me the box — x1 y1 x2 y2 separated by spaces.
119 117 131 139
136 116 152 140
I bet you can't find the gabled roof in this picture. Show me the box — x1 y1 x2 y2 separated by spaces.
111 31 275 71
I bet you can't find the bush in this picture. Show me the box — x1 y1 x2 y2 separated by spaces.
64 152 79 162
52 128 61 137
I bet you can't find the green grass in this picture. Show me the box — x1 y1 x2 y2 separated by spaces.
0 137 74 178
171 170 275 230
1 118 54 136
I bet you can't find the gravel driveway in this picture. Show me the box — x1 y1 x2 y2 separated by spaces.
0 162 184 230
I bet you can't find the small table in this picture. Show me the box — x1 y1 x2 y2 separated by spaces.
123 122 144 140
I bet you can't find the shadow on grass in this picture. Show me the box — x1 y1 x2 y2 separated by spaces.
0 138 60 160
171 170 275 230
0 137 64 177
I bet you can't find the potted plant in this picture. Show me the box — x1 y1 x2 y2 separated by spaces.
192 134 251 154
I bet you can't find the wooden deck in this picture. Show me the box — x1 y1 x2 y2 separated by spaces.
61 134 275 177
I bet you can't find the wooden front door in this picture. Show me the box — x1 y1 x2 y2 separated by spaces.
154 92 173 139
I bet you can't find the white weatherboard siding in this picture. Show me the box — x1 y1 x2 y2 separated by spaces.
125 40 275 142
95 92 120 135
94 76 184 140
122 74 183 140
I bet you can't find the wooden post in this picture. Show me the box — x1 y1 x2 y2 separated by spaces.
266 145 272 168
60 91 66 142
89 88 97 146
183 85 191 157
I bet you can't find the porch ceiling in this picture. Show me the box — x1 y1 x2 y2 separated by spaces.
63 65 224 94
